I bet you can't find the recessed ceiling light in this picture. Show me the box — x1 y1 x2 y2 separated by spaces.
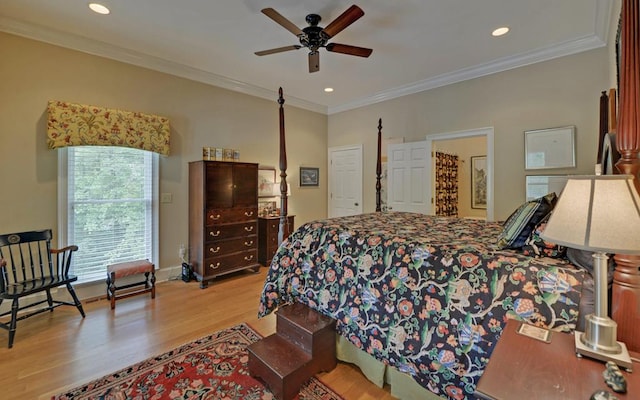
492 27 509 37
324 87 334 93
89 3 110 15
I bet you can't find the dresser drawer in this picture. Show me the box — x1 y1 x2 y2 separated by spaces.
265 218 293 240
204 249 258 275
205 236 257 256
206 207 258 225
206 222 257 241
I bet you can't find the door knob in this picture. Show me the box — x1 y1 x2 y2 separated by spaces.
354 202 359 206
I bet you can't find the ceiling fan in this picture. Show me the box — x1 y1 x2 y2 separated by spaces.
255 5 373 73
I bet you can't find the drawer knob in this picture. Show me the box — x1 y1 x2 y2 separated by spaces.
244 240 254 246
210 262 221 269
209 246 221 253
245 211 254 217
210 214 221 220
209 230 221 237
244 255 254 261
244 226 254 232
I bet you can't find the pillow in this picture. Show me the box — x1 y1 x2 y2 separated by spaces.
521 212 566 258
497 192 557 249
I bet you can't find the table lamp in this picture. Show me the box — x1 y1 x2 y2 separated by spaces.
541 175 640 371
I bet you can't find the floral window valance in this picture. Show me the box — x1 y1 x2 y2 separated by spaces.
47 100 170 156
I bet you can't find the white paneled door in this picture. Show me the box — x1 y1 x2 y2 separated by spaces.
328 145 363 217
387 141 429 213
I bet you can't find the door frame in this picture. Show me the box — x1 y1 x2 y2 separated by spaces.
425 127 495 221
327 144 363 217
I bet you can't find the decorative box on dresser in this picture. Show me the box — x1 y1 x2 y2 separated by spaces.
258 215 294 267
189 160 260 288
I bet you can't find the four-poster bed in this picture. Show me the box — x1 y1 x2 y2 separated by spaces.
263 2 640 398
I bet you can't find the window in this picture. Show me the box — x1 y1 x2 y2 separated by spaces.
58 146 158 283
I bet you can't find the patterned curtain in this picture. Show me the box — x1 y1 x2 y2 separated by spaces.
435 152 459 216
47 100 171 156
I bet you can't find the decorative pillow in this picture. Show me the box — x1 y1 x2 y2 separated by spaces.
521 212 566 258
496 192 557 249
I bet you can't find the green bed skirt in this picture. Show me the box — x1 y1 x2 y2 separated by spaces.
336 334 443 400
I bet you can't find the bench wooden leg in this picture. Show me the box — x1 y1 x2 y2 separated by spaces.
107 272 116 310
66 283 86 318
45 289 54 311
8 298 18 349
148 271 156 299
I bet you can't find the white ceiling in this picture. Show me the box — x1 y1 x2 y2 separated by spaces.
0 0 613 114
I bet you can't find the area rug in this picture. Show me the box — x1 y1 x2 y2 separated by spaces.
52 323 343 400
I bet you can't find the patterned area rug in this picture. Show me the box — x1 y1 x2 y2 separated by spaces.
52 323 342 400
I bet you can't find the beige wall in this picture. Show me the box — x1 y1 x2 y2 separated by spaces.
0 32 327 291
328 47 610 220
0 19 617 299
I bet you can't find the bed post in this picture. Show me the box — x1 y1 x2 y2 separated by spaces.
277 88 289 246
611 0 640 353
376 118 382 212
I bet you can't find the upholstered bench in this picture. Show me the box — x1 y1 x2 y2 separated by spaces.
106 260 155 310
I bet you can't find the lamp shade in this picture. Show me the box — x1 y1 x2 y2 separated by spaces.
541 175 640 254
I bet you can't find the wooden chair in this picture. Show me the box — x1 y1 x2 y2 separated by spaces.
0 229 85 348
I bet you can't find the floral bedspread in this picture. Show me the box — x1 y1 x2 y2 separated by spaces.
258 212 584 400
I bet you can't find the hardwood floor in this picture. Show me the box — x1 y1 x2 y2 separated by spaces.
0 268 396 400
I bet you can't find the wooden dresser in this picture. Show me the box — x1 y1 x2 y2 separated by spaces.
258 215 294 267
189 160 259 288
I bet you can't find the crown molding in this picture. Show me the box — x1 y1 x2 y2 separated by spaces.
328 34 606 114
0 17 327 114
1 4 610 117
328 0 612 114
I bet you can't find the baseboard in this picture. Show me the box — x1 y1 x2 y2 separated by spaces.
0 264 184 314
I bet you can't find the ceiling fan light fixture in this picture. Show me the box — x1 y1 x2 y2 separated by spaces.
89 3 110 15
324 87 334 93
492 26 509 37
256 5 372 73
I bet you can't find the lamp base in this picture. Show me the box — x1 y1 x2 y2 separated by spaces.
575 331 633 371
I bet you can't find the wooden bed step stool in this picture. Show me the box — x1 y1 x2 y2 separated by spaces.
106 260 155 310
248 302 337 400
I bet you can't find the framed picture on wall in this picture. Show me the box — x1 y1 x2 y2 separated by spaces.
525 175 568 201
300 167 319 187
524 126 576 170
471 156 487 209
258 166 276 197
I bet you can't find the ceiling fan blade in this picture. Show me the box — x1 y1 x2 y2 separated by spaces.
326 43 372 57
321 5 365 39
261 8 303 36
255 45 302 56
309 51 320 73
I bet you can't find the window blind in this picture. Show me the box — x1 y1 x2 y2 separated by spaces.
66 146 156 282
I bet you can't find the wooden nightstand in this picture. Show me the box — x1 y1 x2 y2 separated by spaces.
258 215 294 267
476 321 640 400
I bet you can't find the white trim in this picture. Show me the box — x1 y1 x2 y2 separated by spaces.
57 148 69 247
329 35 605 114
426 127 495 221
0 10 609 116
0 17 326 115
151 152 160 266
